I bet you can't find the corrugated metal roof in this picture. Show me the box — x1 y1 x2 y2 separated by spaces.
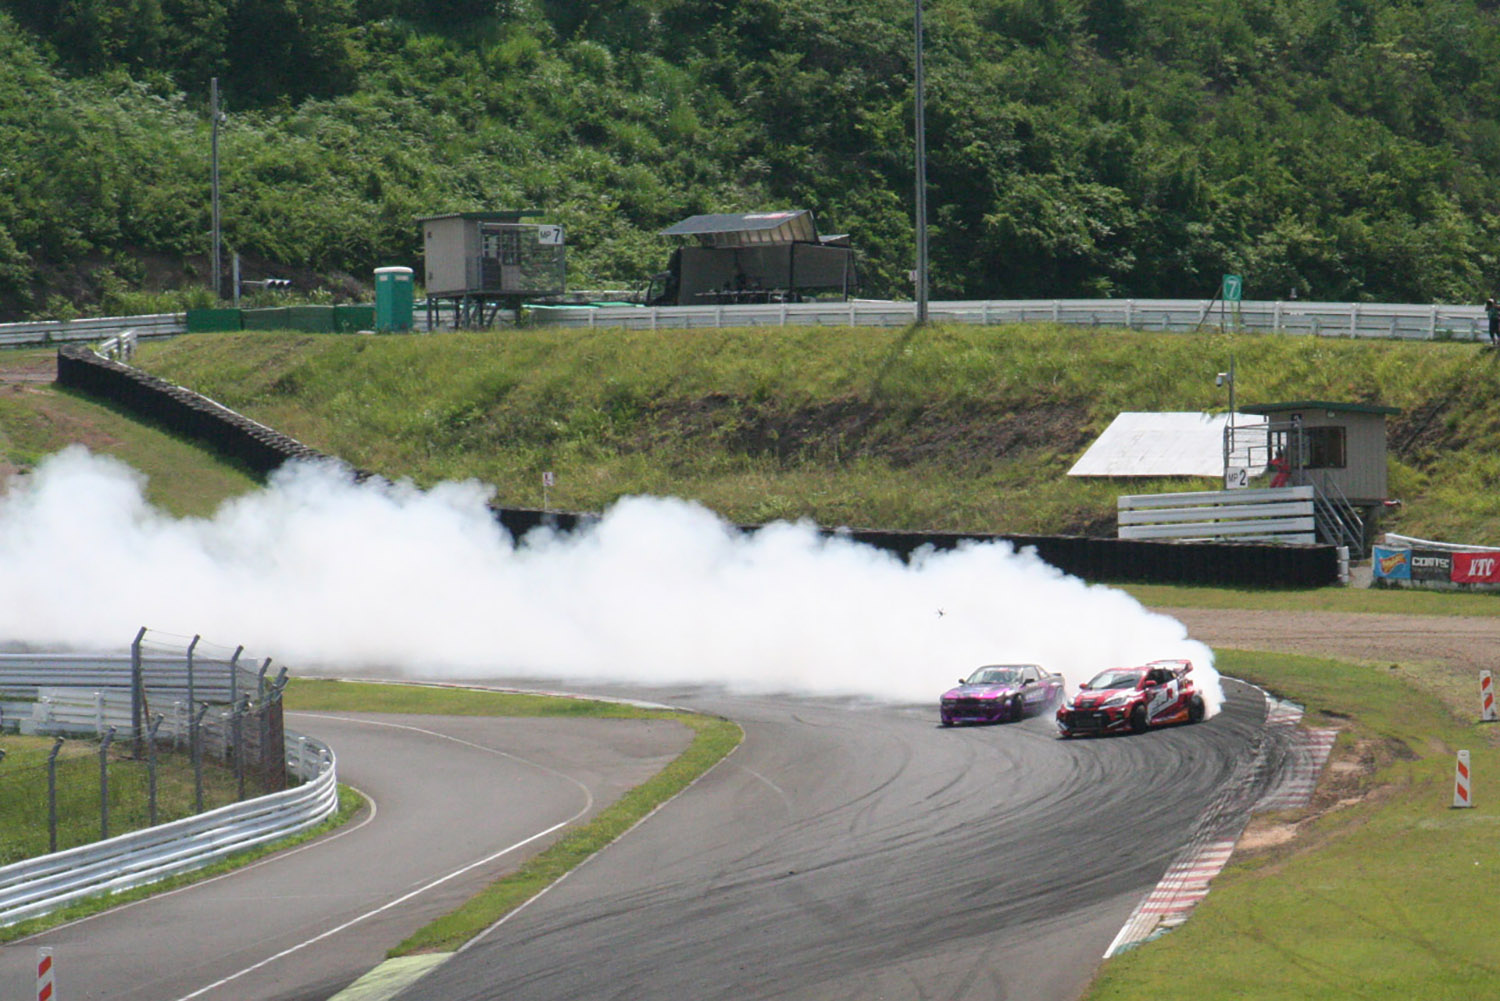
660 211 817 244
1068 412 1268 478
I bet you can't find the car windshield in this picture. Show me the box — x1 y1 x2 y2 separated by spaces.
1087 670 1143 690
967 667 1020 685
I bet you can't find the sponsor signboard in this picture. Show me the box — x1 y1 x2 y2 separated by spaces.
1452 552 1500 584
1373 546 1411 580
1409 549 1454 582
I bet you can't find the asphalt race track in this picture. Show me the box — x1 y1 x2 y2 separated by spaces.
0 712 691 1001
0 679 1269 1001
388 675 1269 1001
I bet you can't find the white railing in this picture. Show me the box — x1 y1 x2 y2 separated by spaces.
523 297 1493 340
0 312 183 348
0 729 336 927
1118 486 1316 543
1 298 1492 345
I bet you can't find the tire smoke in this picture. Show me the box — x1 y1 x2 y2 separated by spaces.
0 448 1223 715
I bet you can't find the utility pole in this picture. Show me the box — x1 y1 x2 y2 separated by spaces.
210 78 224 298
914 0 929 323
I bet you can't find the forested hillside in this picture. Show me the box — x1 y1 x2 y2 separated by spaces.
3 0 1500 320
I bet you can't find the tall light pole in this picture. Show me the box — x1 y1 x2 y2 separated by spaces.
210 78 224 298
914 0 929 323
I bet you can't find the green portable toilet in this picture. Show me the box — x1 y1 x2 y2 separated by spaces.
374 266 414 332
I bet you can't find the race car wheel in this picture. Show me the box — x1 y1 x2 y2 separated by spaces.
1011 695 1025 720
1129 704 1148 734
1188 695 1205 723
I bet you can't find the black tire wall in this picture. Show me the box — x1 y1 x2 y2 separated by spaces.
58 346 1341 588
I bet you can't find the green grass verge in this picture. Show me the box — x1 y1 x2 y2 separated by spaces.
0 735 244 865
388 711 741 956
286 677 666 718
0 347 258 517
281 676 744 957
1083 648 1500 1001
0 784 365 944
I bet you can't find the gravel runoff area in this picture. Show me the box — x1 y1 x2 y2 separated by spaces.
1163 607 1499 671
1158 605 1499 723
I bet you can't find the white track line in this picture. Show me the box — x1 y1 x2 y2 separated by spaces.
171 713 595 1001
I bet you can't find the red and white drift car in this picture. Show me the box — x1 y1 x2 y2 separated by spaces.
1055 659 1206 737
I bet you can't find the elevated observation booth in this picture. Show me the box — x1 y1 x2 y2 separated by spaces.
646 210 857 306
1227 400 1400 553
419 211 566 328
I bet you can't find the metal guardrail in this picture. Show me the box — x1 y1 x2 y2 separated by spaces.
0 652 254 706
1 298 1493 345
0 312 184 348
523 297 1496 340
0 728 336 927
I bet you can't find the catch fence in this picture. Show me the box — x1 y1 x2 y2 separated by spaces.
0 629 292 860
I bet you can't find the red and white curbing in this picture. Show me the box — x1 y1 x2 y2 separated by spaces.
1454 750 1473 808
1255 727 1338 811
37 948 54 1001
1482 671 1496 723
1132 838 1237 921
1106 691 1338 958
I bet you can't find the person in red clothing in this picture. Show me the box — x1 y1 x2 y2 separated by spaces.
1269 448 1291 487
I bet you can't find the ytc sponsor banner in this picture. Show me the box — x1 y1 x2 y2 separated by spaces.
1373 546 1411 580
1409 549 1454 582
1452 552 1500 584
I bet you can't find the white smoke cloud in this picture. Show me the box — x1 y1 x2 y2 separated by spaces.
0 447 1223 715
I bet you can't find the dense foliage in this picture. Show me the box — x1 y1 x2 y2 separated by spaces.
4 0 1500 319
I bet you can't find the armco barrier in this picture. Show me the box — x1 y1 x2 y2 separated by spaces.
55 345 334 477
0 729 336 927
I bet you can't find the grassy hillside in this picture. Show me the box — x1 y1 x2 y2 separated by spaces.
133 323 1500 543
0 348 258 515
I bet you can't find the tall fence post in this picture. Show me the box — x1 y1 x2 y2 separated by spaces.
99 726 117 841
192 702 212 813
257 659 273 792
233 696 248 801
47 737 63 853
147 713 164 826
130 626 147 759
186 634 199 751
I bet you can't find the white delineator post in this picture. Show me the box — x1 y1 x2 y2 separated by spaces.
1454 750 1473 809
37 947 54 1001
1482 671 1497 723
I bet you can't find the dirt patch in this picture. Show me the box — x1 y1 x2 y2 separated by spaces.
0 352 57 384
1156 606 1500 868
640 396 1093 468
1388 397 1465 463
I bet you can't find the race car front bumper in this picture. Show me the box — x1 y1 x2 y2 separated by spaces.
1056 707 1128 735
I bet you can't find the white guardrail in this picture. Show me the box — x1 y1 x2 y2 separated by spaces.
0 728 336 927
0 298 1495 345
524 297 1497 340
0 312 184 347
